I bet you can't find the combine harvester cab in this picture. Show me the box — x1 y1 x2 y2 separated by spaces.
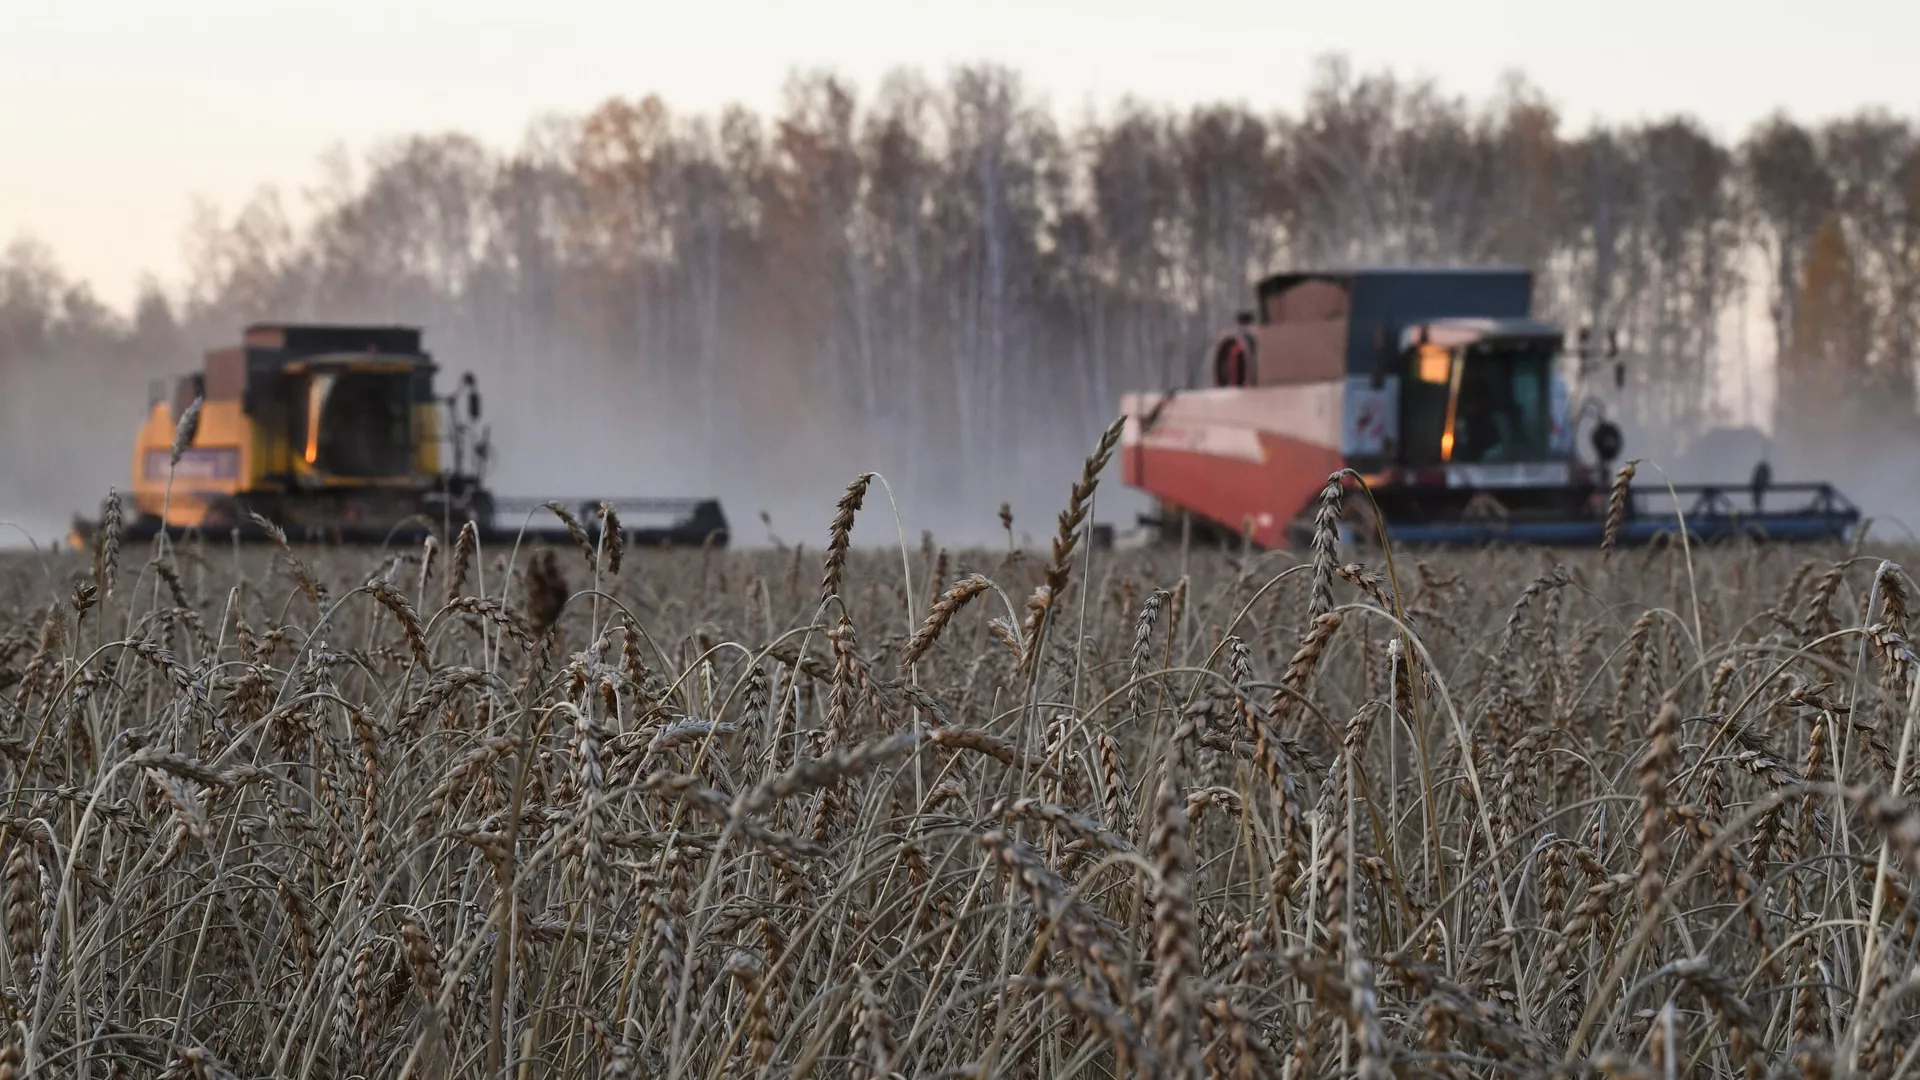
1120 267 1859 549
73 322 728 549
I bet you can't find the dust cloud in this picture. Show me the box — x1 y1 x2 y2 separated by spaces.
425 325 1138 554
1764 428 1920 544
0 327 1141 556
1611 412 1920 543
0 347 170 551
5 326 1906 555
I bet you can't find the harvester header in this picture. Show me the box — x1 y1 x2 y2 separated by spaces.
1121 266 1858 548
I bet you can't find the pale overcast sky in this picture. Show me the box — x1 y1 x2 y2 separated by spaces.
4 0 1915 310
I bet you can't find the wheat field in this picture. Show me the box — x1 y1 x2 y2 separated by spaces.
4 435 1920 1078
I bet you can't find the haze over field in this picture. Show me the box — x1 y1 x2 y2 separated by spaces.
6 2 1920 546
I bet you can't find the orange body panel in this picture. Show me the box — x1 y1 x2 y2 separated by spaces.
129 399 252 527
127 356 446 528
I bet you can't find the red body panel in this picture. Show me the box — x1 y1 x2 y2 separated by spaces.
1122 434 1343 548
1119 383 1349 549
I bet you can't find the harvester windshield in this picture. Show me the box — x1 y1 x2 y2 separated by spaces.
1402 342 1553 466
296 370 414 478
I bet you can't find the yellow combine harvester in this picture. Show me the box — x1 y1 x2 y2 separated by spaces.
74 322 728 547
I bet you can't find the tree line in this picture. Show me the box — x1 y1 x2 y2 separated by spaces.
3 56 1915 538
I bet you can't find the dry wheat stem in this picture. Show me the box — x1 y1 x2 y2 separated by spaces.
3 473 1911 1080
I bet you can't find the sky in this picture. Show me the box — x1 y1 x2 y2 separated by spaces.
4 0 1918 311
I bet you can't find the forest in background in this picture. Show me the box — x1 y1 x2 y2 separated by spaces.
4 56 1919 544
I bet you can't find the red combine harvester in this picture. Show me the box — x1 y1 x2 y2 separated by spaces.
1119 267 1859 549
